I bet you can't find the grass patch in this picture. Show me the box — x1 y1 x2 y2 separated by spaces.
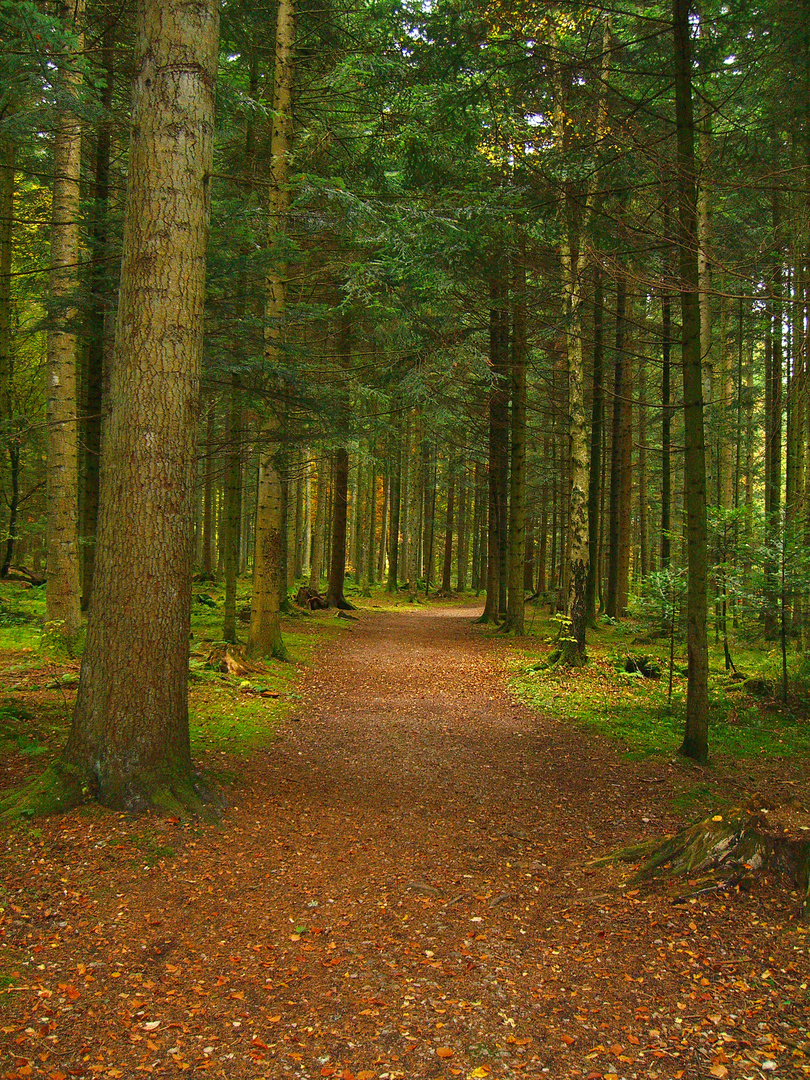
510 610 810 764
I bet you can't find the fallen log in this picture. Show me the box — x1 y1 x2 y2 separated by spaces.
594 803 810 918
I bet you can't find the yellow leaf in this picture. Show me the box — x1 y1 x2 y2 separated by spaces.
471 1069 492 1078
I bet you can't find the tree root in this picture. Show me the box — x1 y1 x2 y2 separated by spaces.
593 804 810 918
0 759 223 822
0 761 88 820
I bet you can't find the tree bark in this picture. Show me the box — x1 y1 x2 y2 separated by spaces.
441 459 455 594
327 447 353 608
249 0 295 657
66 0 220 810
674 0 709 763
0 129 16 579
46 0 84 651
585 268 604 626
505 246 527 634
222 376 242 643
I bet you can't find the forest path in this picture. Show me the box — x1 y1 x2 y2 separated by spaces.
0 605 805 1080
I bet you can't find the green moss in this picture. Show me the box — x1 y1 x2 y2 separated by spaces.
0 760 88 820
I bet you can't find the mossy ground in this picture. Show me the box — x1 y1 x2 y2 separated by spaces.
509 605 810 767
0 578 344 816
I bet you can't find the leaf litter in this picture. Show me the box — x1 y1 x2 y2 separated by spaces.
1 604 809 1079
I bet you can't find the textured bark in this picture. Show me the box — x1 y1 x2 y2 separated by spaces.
387 437 402 593
365 458 376 587
479 271 509 622
327 447 353 609
661 204 673 569
505 250 527 634
440 460 455 595
201 402 215 576
0 131 16 578
81 17 115 609
586 269 604 624
222 376 242 643
309 456 326 589
605 272 626 620
46 0 84 649
249 413 287 659
66 0 219 809
553 16 610 655
249 0 295 656
456 464 468 593
674 0 709 764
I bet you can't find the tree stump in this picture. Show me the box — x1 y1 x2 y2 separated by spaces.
595 804 810 918
205 643 264 678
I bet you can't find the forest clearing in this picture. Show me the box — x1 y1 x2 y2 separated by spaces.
1 591 809 1080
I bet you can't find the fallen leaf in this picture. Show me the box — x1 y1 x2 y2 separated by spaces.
562 1034 575 1046
436 1047 454 1059
470 1068 492 1078
709 1067 728 1079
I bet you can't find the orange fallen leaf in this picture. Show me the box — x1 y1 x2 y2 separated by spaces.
436 1047 454 1059
562 1034 575 1046
357 1072 376 1080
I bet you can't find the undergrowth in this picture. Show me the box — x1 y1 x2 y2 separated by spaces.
510 610 810 763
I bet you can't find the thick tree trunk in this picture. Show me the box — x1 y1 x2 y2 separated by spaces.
81 19 115 609
0 131 16 579
674 0 709 763
65 0 220 812
46 0 84 652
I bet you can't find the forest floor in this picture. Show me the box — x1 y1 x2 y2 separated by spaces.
0 601 809 1080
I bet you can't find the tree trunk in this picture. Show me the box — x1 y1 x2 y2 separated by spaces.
674 0 709 764
327 447 353 609
249 414 287 659
309 455 326 589
605 271 626 619
46 0 85 652
222 376 242 643
0 130 16 579
248 0 295 657
456 463 468 593
65 0 220 811
505 248 527 634
387 436 402 593
81 17 115 609
441 459 455 594
201 401 215 577
586 268 604 626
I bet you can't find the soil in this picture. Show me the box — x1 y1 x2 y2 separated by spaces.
1 603 809 1080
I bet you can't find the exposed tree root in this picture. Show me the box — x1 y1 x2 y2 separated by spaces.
594 804 810 918
0 761 88 820
0 759 223 822
205 643 266 678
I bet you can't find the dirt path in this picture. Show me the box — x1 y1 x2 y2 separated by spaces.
1 606 807 1079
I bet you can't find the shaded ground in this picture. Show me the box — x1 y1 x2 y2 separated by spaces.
1 604 809 1080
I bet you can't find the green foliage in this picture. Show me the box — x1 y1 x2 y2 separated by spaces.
511 615 810 762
